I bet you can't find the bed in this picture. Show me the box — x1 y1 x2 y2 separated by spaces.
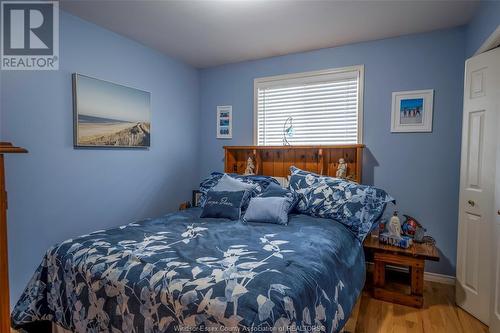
12 208 365 333
12 145 374 333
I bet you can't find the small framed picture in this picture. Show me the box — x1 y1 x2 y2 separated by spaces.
192 190 202 207
217 105 232 139
391 89 434 133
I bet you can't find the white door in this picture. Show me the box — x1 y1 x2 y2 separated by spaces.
456 46 500 326
491 47 500 333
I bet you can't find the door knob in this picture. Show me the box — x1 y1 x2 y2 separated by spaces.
468 200 475 207
497 210 500 215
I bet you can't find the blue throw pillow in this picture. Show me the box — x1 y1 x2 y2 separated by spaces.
198 172 279 207
287 166 395 241
303 178 395 242
259 182 289 197
288 166 323 213
200 190 247 220
259 182 299 209
243 196 295 225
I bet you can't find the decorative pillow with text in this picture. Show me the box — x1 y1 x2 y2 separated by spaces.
200 190 247 220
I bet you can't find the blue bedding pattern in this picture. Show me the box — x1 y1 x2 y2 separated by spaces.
301 179 394 242
288 167 394 242
12 209 365 333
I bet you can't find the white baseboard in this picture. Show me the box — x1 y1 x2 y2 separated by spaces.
366 262 455 285
423 271 455 285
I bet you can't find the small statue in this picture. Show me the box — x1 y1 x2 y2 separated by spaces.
387 211 402 239
244 156 255 175
336 158 347 178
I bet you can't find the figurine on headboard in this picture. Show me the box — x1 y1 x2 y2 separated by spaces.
244 156 255 175
336 158 347 179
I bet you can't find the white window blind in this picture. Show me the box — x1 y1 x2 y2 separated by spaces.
255 66 363 145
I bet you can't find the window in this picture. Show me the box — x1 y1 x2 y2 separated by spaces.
254 65 364 145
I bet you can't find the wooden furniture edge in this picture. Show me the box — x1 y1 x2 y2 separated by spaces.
372 254 425 308
0 142 28 154
1 143 27 333
364 236 440 308
373 287 424 308
223 144 365 149
363 236 440 262
224 145 365 182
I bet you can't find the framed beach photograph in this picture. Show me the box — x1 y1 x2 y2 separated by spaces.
217 105 232 139
391 89 434 133
73 73 151 148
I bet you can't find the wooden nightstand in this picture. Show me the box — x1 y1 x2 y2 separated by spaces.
179 201 191 210
363 235 439 308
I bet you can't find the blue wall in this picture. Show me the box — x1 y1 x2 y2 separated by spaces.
465 0 500 57
199 28 466 276
0 12 200 306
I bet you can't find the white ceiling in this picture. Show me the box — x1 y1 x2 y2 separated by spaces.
61 0 479 68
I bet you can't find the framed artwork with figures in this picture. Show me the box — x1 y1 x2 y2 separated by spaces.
391 89 433 133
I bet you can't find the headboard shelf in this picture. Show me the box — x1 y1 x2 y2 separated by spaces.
224 144 365 150
224 144 364 183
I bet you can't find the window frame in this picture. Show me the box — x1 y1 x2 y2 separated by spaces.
253 65 364 146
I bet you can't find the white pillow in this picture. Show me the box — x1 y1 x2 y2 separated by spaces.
212 174 256 192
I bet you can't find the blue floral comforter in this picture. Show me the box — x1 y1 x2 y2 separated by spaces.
12 208 365 333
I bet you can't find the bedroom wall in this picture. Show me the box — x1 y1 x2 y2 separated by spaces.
199 28 466 276
465 0 500 57
0 12 200 306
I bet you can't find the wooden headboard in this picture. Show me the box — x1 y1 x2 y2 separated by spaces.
224 145 365 183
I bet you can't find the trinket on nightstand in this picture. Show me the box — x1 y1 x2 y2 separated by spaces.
402 214 427 243
387 211 402 239
379 211 413 249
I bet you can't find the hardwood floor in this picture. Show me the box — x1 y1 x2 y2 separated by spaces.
354 280 488 333
12 281 488 333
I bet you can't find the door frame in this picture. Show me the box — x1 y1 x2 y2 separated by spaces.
474 24 500 56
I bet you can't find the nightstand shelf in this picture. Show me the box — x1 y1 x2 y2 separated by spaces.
364 235 439 308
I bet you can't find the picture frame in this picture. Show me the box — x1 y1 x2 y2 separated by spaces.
391 89 434 133
73 73 151 148
192 190 202 207
217 105 232 139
